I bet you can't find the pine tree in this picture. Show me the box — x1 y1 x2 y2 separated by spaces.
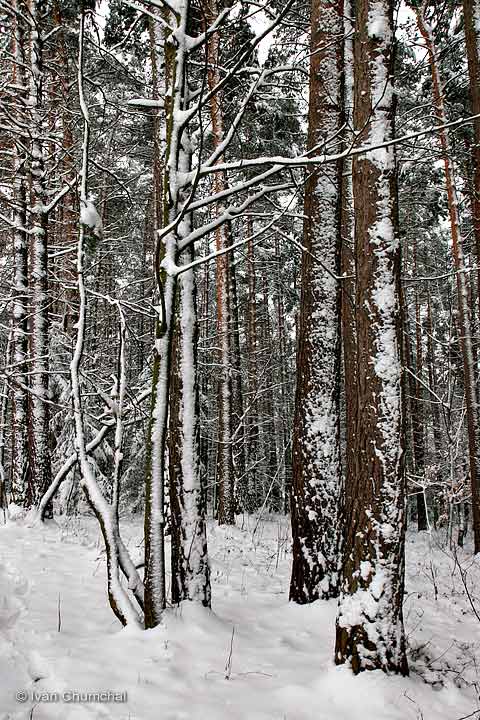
290 0 344 603
335 0 409 675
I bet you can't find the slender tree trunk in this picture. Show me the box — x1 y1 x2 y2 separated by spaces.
205 0 235 525
341 0 357 541
425 289 444 490
274 235 289 512
404 237 428 531
335 0 408 674
290 0 344 603
0 330 12 509
145 0 210 624
413 270 428 530
169 316 183 603
404 313 428 530
464 0 480 327
246 217 259 511
227 226 246 506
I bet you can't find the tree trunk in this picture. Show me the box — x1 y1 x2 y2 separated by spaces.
176 246 211 605
341 0 357 547
145 0 211 624
10 0 32 508
464 0 480 329
227 226 246 507
245 217 259 512
28 0 52 507
290 0 344 603
335 0 408 675
205 0 235 526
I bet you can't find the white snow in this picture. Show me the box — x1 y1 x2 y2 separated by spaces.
80 199 103 238
246 6 275 66
0 518 479 719
126 98 164 109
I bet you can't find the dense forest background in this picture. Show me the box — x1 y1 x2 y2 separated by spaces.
1 0 480 685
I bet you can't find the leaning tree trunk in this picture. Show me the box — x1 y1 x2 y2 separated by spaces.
71 8 142 628
335 0 409 675
289 0 344 604
416 3 480 554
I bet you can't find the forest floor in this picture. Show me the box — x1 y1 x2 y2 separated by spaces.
0 514 479 720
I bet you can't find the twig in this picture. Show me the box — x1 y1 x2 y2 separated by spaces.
225 626 235 679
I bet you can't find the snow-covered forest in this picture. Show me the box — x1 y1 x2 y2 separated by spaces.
1 0 480 717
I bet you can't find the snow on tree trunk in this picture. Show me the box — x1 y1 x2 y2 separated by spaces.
245 217 259 512
0 330 12 508
144 5 170 627
144 257 174 627
416 2 480 554
28 0 52 508
175 248 211 605
10 0 32 509
289 0 344 603
335 0 409 674
144 0 210 625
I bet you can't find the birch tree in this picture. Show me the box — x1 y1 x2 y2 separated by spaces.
144 0 212 626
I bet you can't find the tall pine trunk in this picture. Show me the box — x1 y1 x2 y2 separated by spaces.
289 0 344 603
335 0 408 674
29 0 52 505
205 0 235 525
464 0 480 330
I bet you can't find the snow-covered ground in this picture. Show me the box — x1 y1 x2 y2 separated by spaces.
1 515 479 720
